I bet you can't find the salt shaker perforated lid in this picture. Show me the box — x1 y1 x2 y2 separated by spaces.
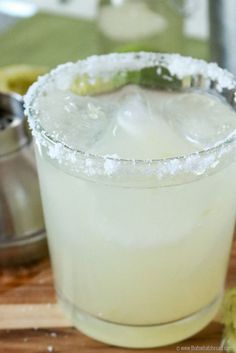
0 92 47 266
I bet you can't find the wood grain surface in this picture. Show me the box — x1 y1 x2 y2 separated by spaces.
0 235 235 353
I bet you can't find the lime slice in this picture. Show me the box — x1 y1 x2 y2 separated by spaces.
71 67 181 96
0 65 47 95
221 287 236 351
70 73 129 96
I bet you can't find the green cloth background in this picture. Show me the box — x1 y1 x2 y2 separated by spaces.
0 13 100 68
0 12 209 69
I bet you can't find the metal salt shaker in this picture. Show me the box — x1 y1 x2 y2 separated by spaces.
0 92 47 266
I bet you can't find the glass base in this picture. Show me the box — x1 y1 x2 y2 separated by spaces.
58 291 222 348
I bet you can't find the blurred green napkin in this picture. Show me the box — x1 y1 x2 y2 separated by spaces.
0 12 100 68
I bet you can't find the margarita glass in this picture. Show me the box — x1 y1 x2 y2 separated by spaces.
25 53 236 348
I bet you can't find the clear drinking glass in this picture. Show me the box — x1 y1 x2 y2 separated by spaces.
97 0 185 54
25 53 236 348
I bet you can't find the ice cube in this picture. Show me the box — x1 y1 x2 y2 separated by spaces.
163 92 236 148
38 91 112 151
116 88 153 135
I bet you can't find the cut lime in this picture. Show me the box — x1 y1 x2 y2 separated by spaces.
0 65 47 95
70 73 129 96
71 66 181 96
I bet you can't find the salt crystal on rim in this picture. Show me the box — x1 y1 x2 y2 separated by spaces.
24 52 236 183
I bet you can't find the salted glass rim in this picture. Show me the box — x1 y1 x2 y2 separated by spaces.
24 52 236 179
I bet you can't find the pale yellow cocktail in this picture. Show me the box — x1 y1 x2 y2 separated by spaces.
25 53 236 348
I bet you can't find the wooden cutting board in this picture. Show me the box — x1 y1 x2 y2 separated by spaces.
0 235 235 353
